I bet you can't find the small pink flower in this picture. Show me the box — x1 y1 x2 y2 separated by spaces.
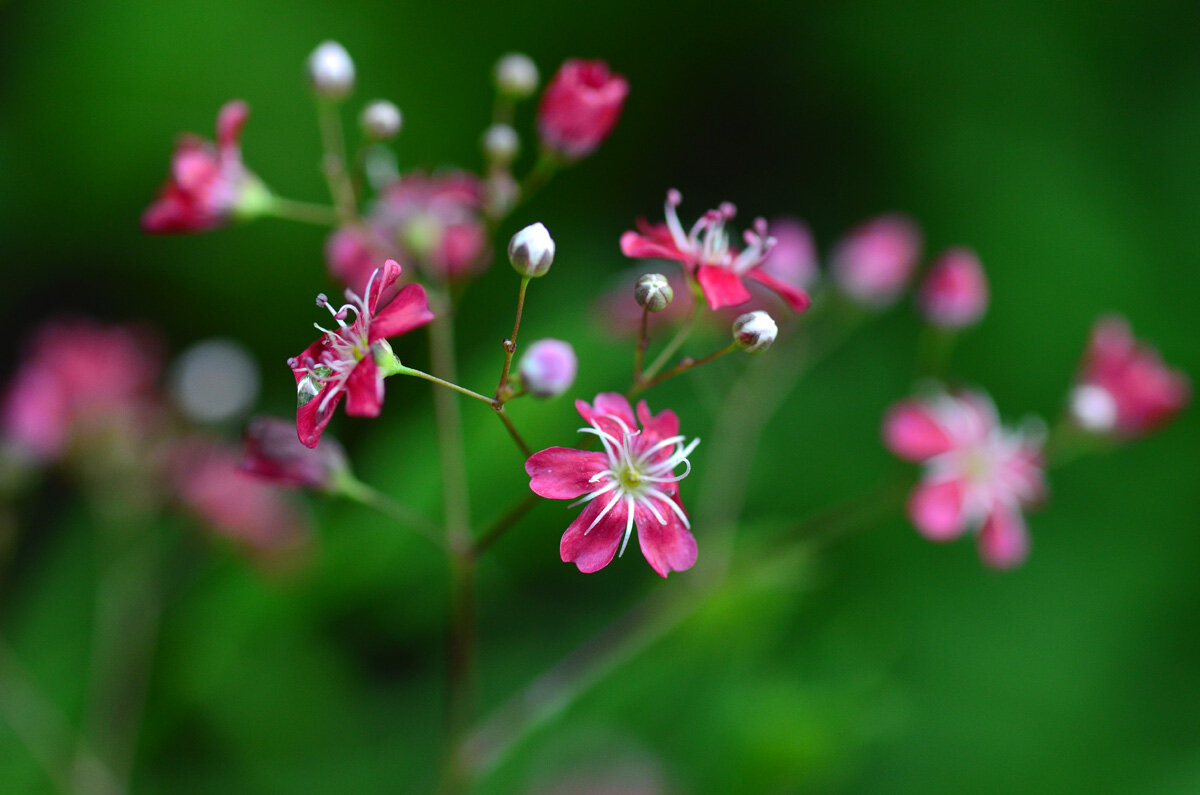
325 225 393 297
288 260 434 449
832 214 922 306
369 171 490 280
1071 316 1189 437
918 247 988 328
883 390 1045 569
620 190 811 313
142 101 264 234
518 340 578 399
537 59 628 160
241 416 347 490
526 393 700 577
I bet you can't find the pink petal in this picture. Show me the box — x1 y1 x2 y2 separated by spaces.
370 282 435 341
216 100 250 149
296 388 340 449
978 502 1030 569
560 497 627 573
636 400 679 442
695 264 753 310
343 357 384 417
908 478 968 541
526 447 608 499
366 259 404 314
634 498 697 577
745 268 811 312
883 401 954 461
619 230 689 263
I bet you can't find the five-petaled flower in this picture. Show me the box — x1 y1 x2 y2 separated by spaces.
526 393 700 577
621 190 810 313
142 100 267 234
883 390 1045 569
288 260 434 448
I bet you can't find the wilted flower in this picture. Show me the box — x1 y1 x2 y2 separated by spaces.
883 390 1045 569
288 261 434 448
142 101 268 234
518 340 577 398
537 59 628 160
832 214 922 306
526 393 700 577
1070 316 1189 437
918 247 989 328
621 190 810 312
241 416 348 490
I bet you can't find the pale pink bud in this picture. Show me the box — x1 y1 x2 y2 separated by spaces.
732 311 778 353
918 247 988 328
832 214 922 306
518 340 577 398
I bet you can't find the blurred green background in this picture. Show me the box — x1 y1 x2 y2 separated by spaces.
2 0 1199 792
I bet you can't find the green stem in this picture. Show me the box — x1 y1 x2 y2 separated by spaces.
632 301 704 394
472 493 540 557
496 277 532 395
394 365 495 407
265 197 341 227
632 342 738 396
494 407 532 459
632 306 651 382
315 97 358 224
516 152 561 206
338 477 444 548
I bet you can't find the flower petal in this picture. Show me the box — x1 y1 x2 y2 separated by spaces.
370 282 435 341
296 388 341 449
745 267 811 312
344 357 384 417
695 264 753 310
526 447 609 499
634 497 697 577
560 497 627 573
978 501 1030 569
636 400 679 442
908 478 968 541
883 401 954 461
365 259 404 315
620 230 689 263
575 393 637 438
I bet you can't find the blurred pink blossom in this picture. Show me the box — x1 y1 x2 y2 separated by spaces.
918 247 989 328
831 214 922 306
537 59 628 160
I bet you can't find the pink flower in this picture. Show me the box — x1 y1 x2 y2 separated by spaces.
171 438 308 556
918 247 988 328
537 59 628 160
518 340 578 399
620 190 811 313
2 319 161 461
1071 316 1189 437
241 416 348 490
760 217 819 293
288 260 434 448
831 214 922 306
526 393 700 577
883 390 1045 569
142 101 265 234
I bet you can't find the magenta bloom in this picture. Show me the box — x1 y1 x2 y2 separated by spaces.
1070 316 1190 437
883 390 1045 569
288 260 434 448
918 247 989 328
620 190 811 313
537 59 628 159
831 214 922 306
526 393 700 577
142 101 263 234
242 416 348 490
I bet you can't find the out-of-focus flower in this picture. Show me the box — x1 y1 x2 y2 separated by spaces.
288 261 434 448
526 393 699 577
537 59 628 160
918 247 988 329
482 123 520 165
142 101 268 234
372 171 491 280
732 311 777 353
360 100 402 140
171 438 308 555
621 190 810 312
170 338 260 424
761 217 819 293
596 268 694 338
241 416 348 490
307 41 355 99
883 390 1045 569
518 340 577 398
831 214 922 306
495 53 539 98
325 225 392 297
508 222 556 278
2 319 161 462
1070 316 1189 437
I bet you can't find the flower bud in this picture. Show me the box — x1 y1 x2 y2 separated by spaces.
307 41 355 100
634 273 674 313
918 247 988 328
518 339 577 398
508 222 555 277
242 416 349 491
494 53 539 98
360 100 402 140
732 311 778 353
832 214 922 306
482 123 520 165
537 59 628 160
1069 384 1118 433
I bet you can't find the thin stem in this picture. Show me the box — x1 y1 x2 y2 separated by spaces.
632 342 738 396
395 366 496 407
516 152 560 206
472 493 540 557
494 407 532 459
635 301 703 390
315 98 358 224
496 277 532 395
632 306 651 382
338 477 444 548
265 197 341 227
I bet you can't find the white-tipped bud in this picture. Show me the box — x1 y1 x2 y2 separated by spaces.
732 311 778 354
1070 384 1118 433
482 123 520 165
508 222 555 278
307 41 355 99
634 273 674 313
360 100 402 140
494 53 539 98
518 339 577 398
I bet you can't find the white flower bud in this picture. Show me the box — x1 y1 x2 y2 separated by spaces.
634 273 674 313
732 311 778 353
307 41 355 100
518 339 577 398
508 222 555 278
1070 384 1118 433
494 53 539 98
360 100 402 140
482 123 520 164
